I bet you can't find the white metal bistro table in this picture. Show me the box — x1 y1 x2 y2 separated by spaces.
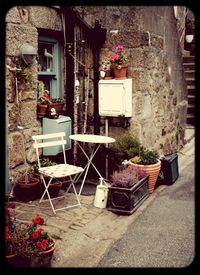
69 134 115 195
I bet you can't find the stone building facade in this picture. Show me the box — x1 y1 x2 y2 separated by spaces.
5 6 187 187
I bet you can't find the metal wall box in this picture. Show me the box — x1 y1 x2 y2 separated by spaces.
98 79 132 117
157 153 179 185
42 115 71 155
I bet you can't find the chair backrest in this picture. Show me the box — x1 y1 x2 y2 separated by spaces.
32 132 67 168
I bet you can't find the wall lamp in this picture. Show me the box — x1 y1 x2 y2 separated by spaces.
19 43 37 65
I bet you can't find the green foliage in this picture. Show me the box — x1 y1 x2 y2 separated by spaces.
108 134 159 171
131 147 159 165
51 98 64 103
16 65 35 88
32 158 56 173
116 135 140 158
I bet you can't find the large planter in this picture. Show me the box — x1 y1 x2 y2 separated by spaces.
112 64 128 80
14 174 41 202
7 241 56 267
107 175 149 215
5 252 18 266
30 240 56 267
129 160 161 193
40 177 62 198
156 153 179 187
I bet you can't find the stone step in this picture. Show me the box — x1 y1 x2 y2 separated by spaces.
187 114 195 126
183 63 195 70
187 104 195 115
184 70 195 79
183 56 195 63
188 95 195 105
188 87 195 95
186 78 195 85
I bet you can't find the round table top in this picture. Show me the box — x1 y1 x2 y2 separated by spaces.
69 134 115 144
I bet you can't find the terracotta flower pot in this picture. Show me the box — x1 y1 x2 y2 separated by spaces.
37 103 48 118
129 159 161 193
112 64 128 80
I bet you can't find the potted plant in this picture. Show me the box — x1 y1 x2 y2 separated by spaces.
100 50 114 79
36 81 51 118
33 158 62 198
110 44 128 79
107 134 141 174
5 204 56 267
14 171 41 202
107 165 149 215
108 134 161 193
129 147 161 194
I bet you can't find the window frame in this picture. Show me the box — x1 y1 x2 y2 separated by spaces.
38 36 61 99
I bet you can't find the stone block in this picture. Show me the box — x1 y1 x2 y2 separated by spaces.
6 23 38 56
8 132 25 168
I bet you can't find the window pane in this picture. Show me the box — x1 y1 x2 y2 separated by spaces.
38 42 54 72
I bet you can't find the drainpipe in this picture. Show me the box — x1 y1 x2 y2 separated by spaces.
92 21 106 134
63 7 75 124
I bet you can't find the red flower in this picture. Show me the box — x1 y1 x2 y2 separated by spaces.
32 215 44 225
5 226 10 239
37 239 48 249
32 232 39 239
38 228 44 233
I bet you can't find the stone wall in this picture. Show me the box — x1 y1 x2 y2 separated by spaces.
6 6 62 180
75 6 187 154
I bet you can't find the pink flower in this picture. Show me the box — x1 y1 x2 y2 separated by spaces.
113 53 119 61
116 44 124 51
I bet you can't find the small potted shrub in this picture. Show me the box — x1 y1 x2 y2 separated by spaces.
107 165 149 215
129 147 161 194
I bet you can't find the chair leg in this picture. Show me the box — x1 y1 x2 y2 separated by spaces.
40 176 57 214
69 175 81 207
39 174 81 215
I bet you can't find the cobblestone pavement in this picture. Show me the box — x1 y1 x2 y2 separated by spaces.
8 127 195 267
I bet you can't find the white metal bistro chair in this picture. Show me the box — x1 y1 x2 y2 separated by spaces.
32 132 84 214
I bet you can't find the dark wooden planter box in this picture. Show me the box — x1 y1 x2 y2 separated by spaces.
156 153 179 187
107 175 149 215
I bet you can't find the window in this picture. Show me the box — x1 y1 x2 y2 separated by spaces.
37 36 61 99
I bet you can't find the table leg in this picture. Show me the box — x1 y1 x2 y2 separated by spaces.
77 143 103 195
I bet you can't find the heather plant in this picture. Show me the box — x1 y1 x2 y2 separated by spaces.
111 165 147 188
